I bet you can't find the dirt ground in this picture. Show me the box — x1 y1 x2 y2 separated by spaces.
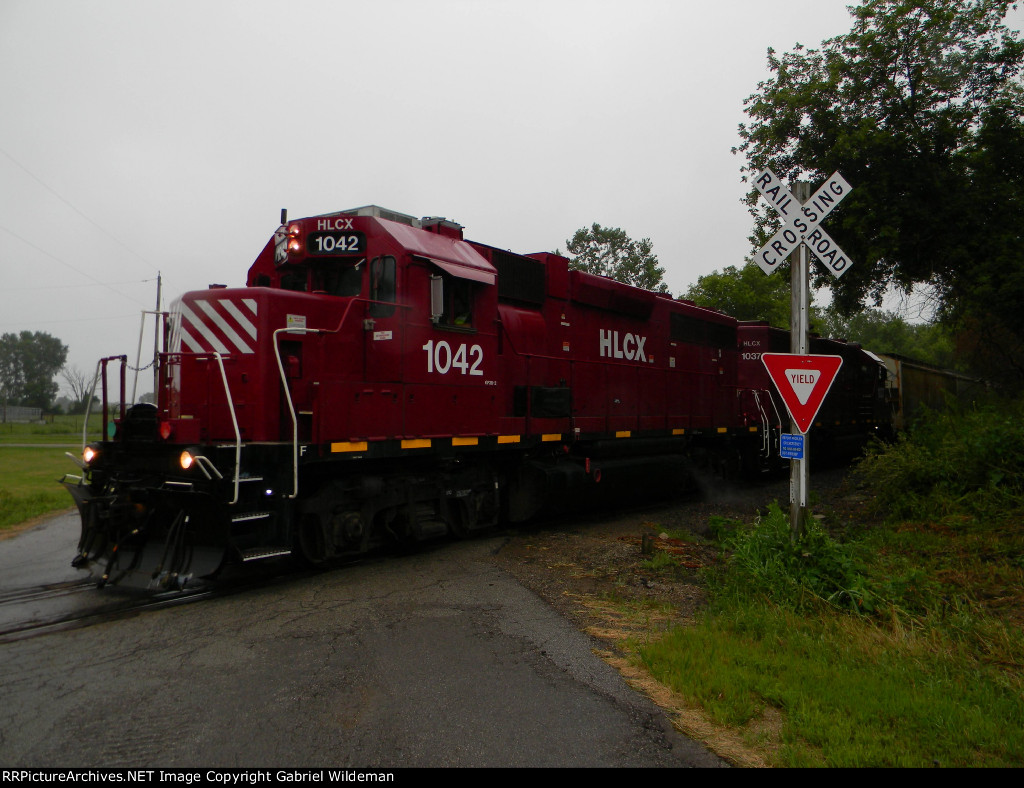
488 465 867 766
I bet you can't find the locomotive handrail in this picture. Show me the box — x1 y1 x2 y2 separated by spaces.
82 355 127 449
274 326 326 499
271 296 374 499
211 351 241 505
158 350 241 503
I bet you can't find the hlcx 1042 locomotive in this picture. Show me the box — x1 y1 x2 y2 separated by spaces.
63 205 893 588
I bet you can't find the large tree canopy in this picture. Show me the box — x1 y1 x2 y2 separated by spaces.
0 331 68 410
736 0 1024 381
565 223 669 293
683 263 796 328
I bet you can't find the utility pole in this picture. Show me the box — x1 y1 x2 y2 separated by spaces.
153 271 162 397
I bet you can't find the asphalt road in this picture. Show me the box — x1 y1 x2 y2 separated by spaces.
0 512 724 768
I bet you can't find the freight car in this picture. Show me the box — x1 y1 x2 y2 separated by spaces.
63 205 890 588
875 353 985 431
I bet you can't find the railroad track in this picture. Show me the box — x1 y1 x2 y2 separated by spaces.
0 579 217 643
0 553 342 644
0 577 96 606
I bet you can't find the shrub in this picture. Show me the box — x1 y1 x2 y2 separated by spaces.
712 502 873 613
856 398 1024 522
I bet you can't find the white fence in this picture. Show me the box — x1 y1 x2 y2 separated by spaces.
0 405 43 423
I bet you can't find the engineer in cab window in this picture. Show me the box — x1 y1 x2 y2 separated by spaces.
450 279 472 327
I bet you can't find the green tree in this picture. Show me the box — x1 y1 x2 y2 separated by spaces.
565 223 669 293
735 0 1024 382
683 263 797 328
818 305 956 367
0 331 69 410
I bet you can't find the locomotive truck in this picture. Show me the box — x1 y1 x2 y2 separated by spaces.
63 205 891 588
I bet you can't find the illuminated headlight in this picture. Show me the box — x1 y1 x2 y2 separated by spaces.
180 451 195 470
287 223 302 255
83 445 99 464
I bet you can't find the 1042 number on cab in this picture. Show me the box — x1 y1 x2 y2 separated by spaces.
422 340 483 376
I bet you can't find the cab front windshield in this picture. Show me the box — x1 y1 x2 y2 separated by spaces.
312 260 364 297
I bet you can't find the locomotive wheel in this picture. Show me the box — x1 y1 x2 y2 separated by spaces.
296 514 330 567
448 498 475 538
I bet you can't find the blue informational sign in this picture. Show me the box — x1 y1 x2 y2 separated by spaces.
780 433 804 460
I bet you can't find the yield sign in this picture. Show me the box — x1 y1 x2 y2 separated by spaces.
761 353 844 434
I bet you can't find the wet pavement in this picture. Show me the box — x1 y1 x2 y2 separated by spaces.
0 514 724 768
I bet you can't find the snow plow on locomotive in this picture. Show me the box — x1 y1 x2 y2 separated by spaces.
63 205 893 588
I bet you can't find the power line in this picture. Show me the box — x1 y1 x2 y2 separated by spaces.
0 313 140 327
0 223 150 308
2 277 157 292
0 145 158 275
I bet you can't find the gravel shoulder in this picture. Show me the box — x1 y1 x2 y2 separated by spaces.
488 465 865 766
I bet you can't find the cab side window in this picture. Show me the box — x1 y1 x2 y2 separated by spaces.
431 274 475 329
369 256 396 317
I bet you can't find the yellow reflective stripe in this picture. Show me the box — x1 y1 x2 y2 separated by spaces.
452 437 479 446
401 439 431 449
541 434 562 442
497 435 521 444
331 441 368 453
615 431 631 438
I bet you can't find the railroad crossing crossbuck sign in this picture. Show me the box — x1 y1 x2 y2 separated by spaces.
761 353 844 435
753 169 854 277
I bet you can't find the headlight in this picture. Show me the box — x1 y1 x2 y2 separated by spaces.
180 451 195 470
83 445 99 464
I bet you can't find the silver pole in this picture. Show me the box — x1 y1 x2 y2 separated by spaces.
789 181 811 539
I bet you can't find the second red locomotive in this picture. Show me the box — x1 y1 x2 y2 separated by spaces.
64 205 889 588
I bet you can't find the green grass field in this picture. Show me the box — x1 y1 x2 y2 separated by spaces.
0 446 80 530
0 414 101 445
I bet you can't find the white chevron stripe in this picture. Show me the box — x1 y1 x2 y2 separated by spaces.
219 298 257 341
180 302 230 354
196 299 254 354
179 326 206 354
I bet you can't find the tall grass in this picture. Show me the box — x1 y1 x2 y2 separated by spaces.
639 398 1024 766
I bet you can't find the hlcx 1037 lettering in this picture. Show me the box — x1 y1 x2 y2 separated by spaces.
422 340 484 376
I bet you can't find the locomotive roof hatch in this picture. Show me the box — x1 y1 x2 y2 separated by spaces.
336 204 422 228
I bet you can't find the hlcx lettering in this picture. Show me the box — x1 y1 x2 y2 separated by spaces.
599 329 647 362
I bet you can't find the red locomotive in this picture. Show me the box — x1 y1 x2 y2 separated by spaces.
64 206 890 588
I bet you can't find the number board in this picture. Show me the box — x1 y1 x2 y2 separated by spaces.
307 231 366 256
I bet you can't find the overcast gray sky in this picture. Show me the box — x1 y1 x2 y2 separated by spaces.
2 0 1022 391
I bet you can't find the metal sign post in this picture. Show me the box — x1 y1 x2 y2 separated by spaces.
752 169 854 539
790 182 810 534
